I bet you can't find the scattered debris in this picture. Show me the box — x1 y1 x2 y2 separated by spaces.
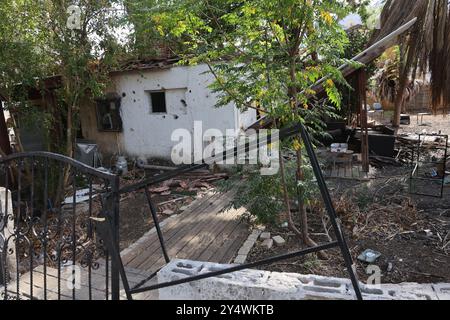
280 222 289 228
63 188 98 205
273 236 286 246
387 262 394 273
162 209 175 216
358 249 382 264
150 186 171 193
262 239 274 250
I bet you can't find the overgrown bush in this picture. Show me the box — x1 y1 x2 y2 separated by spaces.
220 149 319 226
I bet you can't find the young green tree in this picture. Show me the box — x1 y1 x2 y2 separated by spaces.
141 0 361 250
1 0 124 156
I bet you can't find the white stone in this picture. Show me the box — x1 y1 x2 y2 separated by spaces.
260 232 271 240
262 239 274 249
273 236 286 246
237 241 253 256
162 209 175 216
234 255 247 264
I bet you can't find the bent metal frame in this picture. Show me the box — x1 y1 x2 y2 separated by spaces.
118 123 364 300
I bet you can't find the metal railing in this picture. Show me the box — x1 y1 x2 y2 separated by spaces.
0 152 130 300
119 123 363 300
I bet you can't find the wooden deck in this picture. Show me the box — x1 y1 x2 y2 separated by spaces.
1 262 152 300
121 188 249 275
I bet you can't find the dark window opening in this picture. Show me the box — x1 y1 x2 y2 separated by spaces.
96 97 122 132
150 91 167 113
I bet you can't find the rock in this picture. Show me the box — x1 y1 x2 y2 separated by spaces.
179 206 189 212
272 236 286 246
260 232 271 240
357 249 381 264
162 209 175 216
424 229 433 237
262 239 274 250
387 262 393 273
234 255 247 264
280 222 289 228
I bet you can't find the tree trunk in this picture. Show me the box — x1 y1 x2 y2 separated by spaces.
295 144 327 259
393 75 408 128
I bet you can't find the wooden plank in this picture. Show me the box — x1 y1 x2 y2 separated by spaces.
194 208 246 262
121 191 219 265
136 189 238 271
120 191 214 264
124 190 228 268
172 206 245 262
213 223 249 264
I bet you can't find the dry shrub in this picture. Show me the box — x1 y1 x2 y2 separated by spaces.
334 191 422 240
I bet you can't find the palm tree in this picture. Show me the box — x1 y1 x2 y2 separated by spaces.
370 0 450 126
374 46 424 113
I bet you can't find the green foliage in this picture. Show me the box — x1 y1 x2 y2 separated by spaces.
220 149 319 225
145 0 356 124
0 0 125 155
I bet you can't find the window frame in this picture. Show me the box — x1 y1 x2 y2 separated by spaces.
95 97 123 132
148 90 167 114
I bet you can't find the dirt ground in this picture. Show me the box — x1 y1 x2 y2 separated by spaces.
398 114 450 136
247 115 450 285
247 167 450 284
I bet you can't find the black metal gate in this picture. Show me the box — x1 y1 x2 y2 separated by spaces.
0 152 130 300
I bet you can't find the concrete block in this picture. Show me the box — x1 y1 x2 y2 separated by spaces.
272 236 286 246
157 259 446 301
375 283 437 300
237 242 253 256
432 283 450 300
260 232 271 240
162 209 175 216
234 255 247 264
247 230 261 242
262 239 273 249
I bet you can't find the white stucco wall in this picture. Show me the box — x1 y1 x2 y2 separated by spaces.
111 64 257 160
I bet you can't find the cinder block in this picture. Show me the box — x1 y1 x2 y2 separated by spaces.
260 232 271 240
432 284 450 300
156 259 445 301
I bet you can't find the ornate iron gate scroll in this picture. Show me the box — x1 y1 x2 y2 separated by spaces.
0 152 130 300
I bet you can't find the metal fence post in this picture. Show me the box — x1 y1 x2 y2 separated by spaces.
0 208 6 286
109 175 121 300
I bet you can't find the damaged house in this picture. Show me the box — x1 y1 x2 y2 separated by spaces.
7 58 257 165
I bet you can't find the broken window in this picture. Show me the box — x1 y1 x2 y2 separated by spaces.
149 91 167 113
96 97 122 132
